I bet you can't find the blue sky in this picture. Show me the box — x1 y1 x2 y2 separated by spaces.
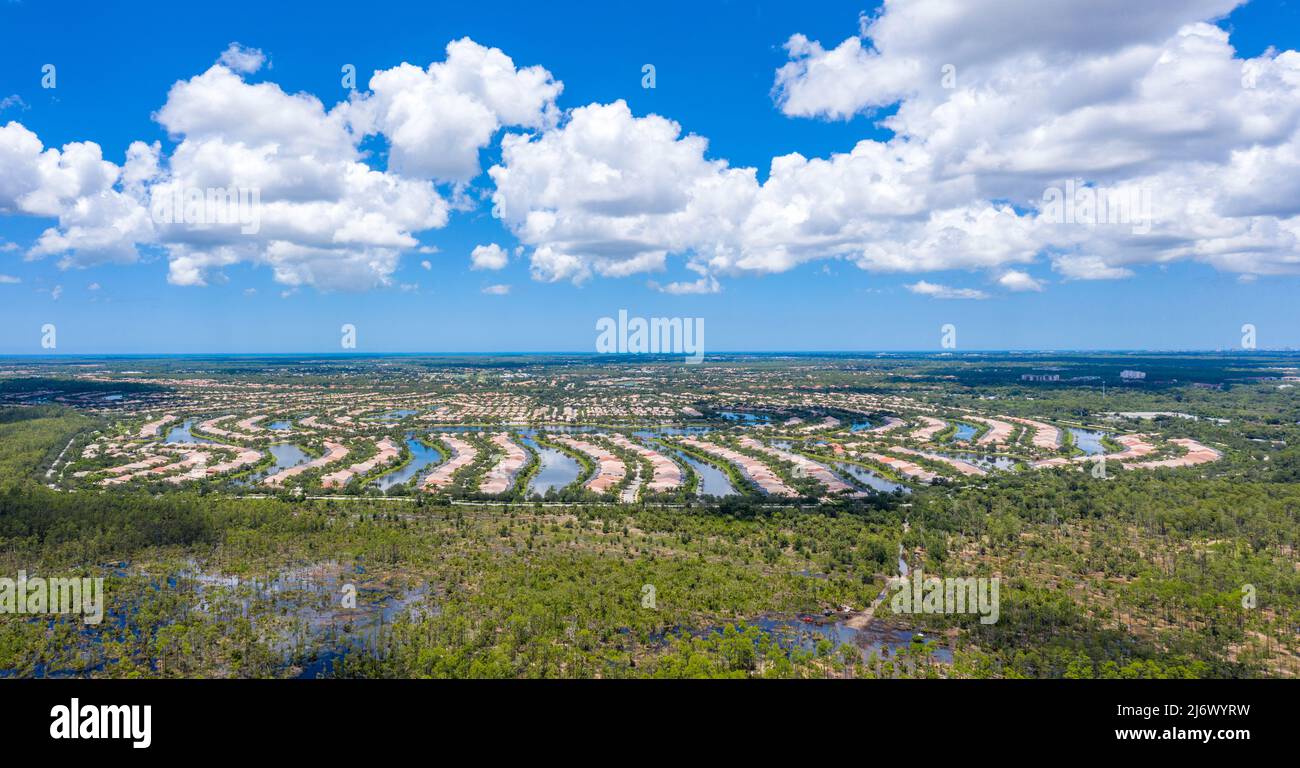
2 0 1300 353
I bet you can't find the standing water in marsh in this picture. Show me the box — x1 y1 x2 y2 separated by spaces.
657 529 948 672
655 613 951 668
4 560 433 679
183 561 432 679
747 616 951 665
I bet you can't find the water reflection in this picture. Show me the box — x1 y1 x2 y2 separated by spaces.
374 435 443 492
718 411 770 423
239 443 310 485
925 451 1017 471
830 461 909 493
672 449 736 497
518 434 581 495
1069 427 1108 455
950 422 978 442
656 616 952 666
165 419 217 445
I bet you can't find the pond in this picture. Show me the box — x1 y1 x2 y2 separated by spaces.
432 424 603 434
717 411 771 423
372 409 419 422
949 422 978 442
633 425 714 437
1068 427 1109 455
829 461 909 493
374 436 443 492
237 443 311 485
925 450 1018 471
671 449 737 497
164 419 217 445
518 434 582 495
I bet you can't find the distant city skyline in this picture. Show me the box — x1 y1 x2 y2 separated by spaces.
3 0 1300 353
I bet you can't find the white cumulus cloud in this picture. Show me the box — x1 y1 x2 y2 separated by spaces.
486 1 1300 289
906 280 988 300
7 10 1300 296
217 43 267 75
344 38 562 184
997 270 1044 292
470 242 508 270
0 39 564 290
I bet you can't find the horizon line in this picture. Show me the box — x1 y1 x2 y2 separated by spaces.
1 349 1298 358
